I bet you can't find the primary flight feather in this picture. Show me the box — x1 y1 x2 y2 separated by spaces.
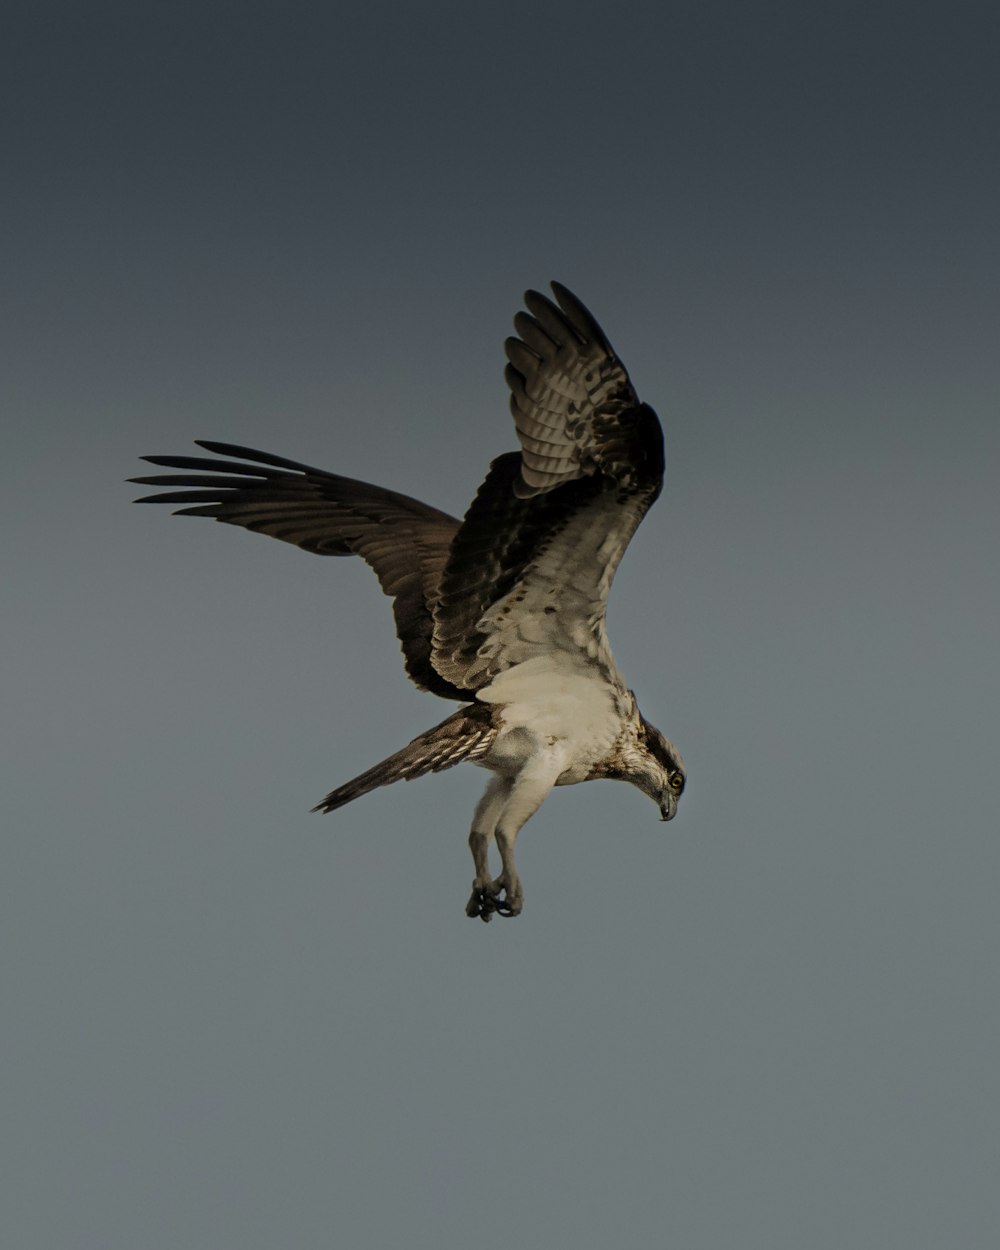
133 282 686 920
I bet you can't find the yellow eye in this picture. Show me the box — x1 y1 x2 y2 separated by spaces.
671 772 685 793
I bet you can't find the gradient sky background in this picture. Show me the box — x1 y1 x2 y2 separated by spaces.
4 2 998 1247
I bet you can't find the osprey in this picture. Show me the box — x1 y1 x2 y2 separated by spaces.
133 283 686 920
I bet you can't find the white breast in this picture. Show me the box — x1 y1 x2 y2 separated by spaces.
477 655 625 784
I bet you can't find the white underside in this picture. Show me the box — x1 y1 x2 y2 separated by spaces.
457 492 645 842
477 655 626 786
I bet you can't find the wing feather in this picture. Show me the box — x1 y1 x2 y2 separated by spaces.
132 443 469 699
505 283 644 499
133 284 663 702
431 283 664 692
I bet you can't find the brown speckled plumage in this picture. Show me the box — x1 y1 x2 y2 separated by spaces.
132 283 686 919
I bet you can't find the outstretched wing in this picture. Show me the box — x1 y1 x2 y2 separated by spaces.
133 285 662 699
312 703 496 813
430 283 664 693
506 281 645 498
132 441 470 700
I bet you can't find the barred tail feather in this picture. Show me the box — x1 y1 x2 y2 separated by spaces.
312 704 496 814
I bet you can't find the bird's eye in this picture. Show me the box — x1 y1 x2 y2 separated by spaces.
670 773 685 793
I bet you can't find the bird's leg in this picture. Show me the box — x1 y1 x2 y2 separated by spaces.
465 755 563 921
490 755 566 917
465 777 510 923
493 829 523 917
465 829 499 922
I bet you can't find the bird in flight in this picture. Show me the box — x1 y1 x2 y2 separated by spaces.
133 283 685 920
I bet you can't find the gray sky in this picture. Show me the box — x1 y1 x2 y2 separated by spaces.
4 2 998 1247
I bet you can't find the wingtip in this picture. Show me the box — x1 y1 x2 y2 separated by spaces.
548 281 609 347
549 279 585 313
310 796 341 814
192 438 264 459
193 438 238 456
137 453 202 468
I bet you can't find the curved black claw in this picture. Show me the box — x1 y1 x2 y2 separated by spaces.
465 884 497 923
465 879 522 921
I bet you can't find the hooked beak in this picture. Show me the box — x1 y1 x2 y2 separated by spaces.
659 793 677 822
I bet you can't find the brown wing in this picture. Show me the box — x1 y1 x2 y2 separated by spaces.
505 282 645 498
132 441 470 700
311 703 496 813
430 285 664 692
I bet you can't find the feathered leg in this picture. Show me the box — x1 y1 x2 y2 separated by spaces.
465 755 563 921
466 776 512 922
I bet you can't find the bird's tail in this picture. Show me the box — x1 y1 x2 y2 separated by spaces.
312 704 496 814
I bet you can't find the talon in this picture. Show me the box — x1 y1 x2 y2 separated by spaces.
466 880 500 921
493 875 524 918
465 874 523 920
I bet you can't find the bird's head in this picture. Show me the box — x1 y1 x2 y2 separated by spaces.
634 711 686 821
